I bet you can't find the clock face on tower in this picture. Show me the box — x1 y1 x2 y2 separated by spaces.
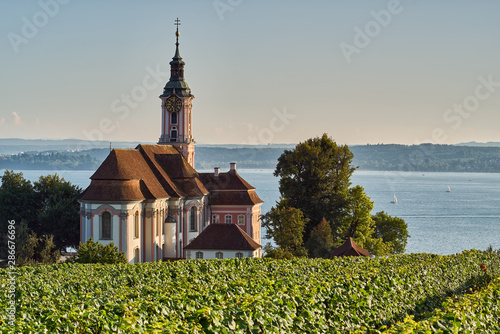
165 96 182 112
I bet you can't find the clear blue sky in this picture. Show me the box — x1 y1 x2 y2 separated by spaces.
1 0 499 145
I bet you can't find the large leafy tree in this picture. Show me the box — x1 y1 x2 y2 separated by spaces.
305 218 334 258
372 211 409 255
275 134 355 227
271 134 408 257
0 170 37 232
0 171 81 261
34 174 82 250
261 199 308 259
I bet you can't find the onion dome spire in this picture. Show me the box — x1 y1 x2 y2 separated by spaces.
161 18 191 98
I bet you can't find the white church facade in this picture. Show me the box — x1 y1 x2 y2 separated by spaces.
78 21 262 263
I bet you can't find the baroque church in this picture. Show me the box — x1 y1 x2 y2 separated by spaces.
78 21 263 263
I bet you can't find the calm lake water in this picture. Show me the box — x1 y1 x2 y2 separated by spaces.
3 169 500 255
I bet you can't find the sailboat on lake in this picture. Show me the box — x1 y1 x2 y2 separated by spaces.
391 193 398 204
446 186 451 192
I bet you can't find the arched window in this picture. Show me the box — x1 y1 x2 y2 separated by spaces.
156 210 159 237
134 247 140 263
215 251 223 259
171 112 178 124
134 211 139 238
101 211 112 240
190 207 197 232
196 251 203 259
225 215 232 224
170 129 177 142
235 252 243 259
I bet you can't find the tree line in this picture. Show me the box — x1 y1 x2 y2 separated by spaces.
0 152 101 170
2 144 500 172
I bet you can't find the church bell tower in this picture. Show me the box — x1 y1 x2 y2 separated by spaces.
158 18 195 167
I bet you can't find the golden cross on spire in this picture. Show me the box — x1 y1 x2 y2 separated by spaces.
174 18 180 43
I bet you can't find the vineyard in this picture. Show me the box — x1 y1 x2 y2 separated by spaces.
1 250 499 333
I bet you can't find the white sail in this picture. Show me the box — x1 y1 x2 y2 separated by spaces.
391 193 397 204
446 186 451 192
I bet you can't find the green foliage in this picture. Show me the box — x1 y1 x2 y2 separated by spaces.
275 134 354 226
0 171 37 259
0 171 81 261
305 218 334 258
373 211 409 255
272 134 405 257
11 220 39 267
262 199 308 258
385 273 500 333
1 220 60 267
38 235 60 265
71 238 127 264
33 174 82 250
486 244 500 256
0 250 499 333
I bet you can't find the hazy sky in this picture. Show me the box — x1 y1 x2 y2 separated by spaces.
1 1 499 145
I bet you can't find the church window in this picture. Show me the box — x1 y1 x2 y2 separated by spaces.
215 251 223 259
100 211 112 240
170 129 177 142
134 211 139 238
212 215 219 224
161 210 165 235
156 211 159 237
238 215 245 225
225 215 232 224
190 207 197 232
134 247 140 263
171 112 177 124
196 251 203 259
236 252 243 259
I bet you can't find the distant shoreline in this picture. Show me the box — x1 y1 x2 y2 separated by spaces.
2 141 500 173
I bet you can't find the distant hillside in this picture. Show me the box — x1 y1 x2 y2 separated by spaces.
0 138 148 155
351 144 500 172
455 141 500 147
1 140 500 172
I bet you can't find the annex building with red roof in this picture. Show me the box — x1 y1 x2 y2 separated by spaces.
78 22 263 263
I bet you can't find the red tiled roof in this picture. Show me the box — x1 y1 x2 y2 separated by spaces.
89 149 169 199
79 179 146 201
184 224 261 251
209 189 263 206
81 145 261 203
331 237 371 257
138 144 208 197
199 170 255 191
136 145 185 197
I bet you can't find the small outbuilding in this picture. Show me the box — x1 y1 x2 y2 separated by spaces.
331 237 371 258
184 224 262 259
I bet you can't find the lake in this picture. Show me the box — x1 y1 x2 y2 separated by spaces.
3 169 500 255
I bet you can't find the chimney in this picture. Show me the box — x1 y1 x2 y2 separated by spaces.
229 162 237 173
214 167 220 178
